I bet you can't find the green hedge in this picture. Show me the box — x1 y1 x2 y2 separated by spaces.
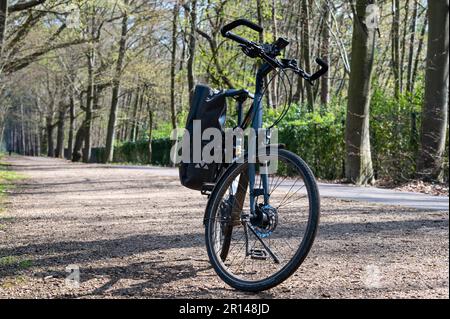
91 93 448 183
275 112 345 180
91 138 173 166
370 85 423 182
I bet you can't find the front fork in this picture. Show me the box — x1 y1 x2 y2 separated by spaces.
248 90 270 215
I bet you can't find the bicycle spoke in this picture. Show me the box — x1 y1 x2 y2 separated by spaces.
277 184 306 209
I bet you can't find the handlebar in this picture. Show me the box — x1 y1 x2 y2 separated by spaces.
221 19 263 40
221 19 262 47
221 19 329 84
310 58 329 81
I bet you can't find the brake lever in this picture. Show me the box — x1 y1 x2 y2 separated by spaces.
239 44 260 58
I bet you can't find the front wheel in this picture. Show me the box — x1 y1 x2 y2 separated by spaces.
204 149 320 292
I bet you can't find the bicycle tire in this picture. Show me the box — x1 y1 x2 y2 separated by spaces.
204 148 320 292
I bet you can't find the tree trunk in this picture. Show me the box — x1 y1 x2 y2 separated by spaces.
20 102 25 154
417 0 449 182
256 0 273 108
0 0 7 58
406 0 418 93
270 0 278 107
123 91 132 141
407 0 419 147
72 125 85 162
320 2 330 105
293 3 303 104
46 118 54 157
27 128 33 156
302 0 314 110
130 87 141 142
134 88 145 141
391 0 401 98
147 103 153 164
67 94 75 160
170 1 179 130
186 0 197 103
35 120 40 156
55 103 66 158
411 16 428 93
345 0 377 185
400 0 410 93
83 51 95 163
105 9 128 163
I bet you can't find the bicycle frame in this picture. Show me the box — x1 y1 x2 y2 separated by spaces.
224 62 274 215
202 18 327 291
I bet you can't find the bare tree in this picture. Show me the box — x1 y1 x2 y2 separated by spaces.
185 0 197 104
0 0 7 58
169 1 179 130
105 3 129 162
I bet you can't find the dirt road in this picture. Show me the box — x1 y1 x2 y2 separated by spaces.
0 156 448 298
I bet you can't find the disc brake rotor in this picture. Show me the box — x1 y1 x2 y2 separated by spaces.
251 204 278 238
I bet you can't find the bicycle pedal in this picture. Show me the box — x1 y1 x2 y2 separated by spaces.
250 249 268 260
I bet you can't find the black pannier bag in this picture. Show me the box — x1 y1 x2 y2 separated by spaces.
179 85 227 190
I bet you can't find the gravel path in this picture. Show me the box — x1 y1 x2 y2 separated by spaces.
0 156 448 299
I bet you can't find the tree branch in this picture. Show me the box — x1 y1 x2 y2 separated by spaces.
8 0 47 13
4 37 89 74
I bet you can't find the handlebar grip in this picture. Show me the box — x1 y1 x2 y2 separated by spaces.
310 58 329 81
221 19 263 37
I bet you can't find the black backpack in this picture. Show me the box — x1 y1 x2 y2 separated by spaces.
179 85 227 191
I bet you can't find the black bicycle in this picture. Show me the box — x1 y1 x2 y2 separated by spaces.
183 19 328 292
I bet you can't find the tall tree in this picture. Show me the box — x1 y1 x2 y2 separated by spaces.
67 93 75 160
391 0 401 98
169 1 179 130
185 0 197 104
55 100 67 158
320 1 330 105
2 0 48 58
0 0 7 58
105 3 129 162
417 0 449 182
82 49 95 163
301 0 314 110
406 0 418 93
345 0 377 185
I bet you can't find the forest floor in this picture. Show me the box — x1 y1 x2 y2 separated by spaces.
0 156 448 299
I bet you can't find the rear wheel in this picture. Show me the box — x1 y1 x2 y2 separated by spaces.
205 149 320 292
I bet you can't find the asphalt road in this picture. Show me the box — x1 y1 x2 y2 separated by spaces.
109 164 449 211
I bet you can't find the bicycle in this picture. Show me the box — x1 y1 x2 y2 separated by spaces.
198 19 328 292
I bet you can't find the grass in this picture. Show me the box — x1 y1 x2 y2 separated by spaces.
0 154 26 228
0 256 33 269
0 253 34 290
1 276 27 289
0 155 25 201
0 163 24 183
0 157 33 291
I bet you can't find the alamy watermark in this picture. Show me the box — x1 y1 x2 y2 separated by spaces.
363 264 382 289
65 264 80 289
365 4 380 30
65 4 80 29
